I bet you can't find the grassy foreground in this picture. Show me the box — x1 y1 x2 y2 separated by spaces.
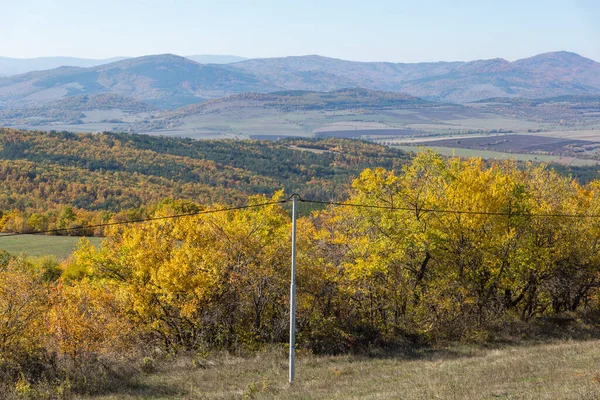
87 339 600 400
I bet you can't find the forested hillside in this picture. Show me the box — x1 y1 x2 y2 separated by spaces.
0 128 409 234
2 128 599 235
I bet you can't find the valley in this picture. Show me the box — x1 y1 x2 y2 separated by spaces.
3 88 599 166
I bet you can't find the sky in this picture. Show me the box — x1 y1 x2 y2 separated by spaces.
2 0 599 62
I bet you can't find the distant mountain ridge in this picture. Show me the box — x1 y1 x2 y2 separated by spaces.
232 51 600 102
0 54 279 109
0 51 598 109
185 55 248 64
0 54 248 77
0 56 128 76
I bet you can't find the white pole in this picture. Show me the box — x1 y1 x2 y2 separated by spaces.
289 195 298 383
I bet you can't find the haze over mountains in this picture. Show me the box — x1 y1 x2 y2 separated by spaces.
185 55 248 65
0 51 599 110
0 56 129 77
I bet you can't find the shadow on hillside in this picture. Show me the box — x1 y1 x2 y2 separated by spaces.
493 314 600 343
343 314 600 363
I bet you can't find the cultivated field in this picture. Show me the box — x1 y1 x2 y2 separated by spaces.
393 133 600 166
146 107 550 141
393 145 567 164
401 134 600 159
87 339 600 400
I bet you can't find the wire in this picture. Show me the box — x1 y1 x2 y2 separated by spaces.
0 199 289 238
298 197 600 218
2 193 599 239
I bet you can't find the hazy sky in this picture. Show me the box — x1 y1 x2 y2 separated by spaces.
2 0 599 62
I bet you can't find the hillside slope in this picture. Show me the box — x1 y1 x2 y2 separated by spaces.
0 128 409 212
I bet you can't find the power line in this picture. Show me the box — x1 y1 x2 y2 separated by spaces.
2 194 599 238
298 197 600 218
0 199 289 238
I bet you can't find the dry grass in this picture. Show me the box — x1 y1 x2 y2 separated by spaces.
86 339 600 400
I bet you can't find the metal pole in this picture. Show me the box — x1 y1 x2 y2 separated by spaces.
289 195 297 383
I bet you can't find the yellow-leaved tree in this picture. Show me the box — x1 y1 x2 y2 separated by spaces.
72 193 294 351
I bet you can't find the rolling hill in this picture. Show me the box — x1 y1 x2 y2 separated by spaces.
473 95 600 124
0 93 155 127
165 88 434 116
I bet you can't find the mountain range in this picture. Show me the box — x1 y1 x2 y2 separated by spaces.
0 51 599 109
